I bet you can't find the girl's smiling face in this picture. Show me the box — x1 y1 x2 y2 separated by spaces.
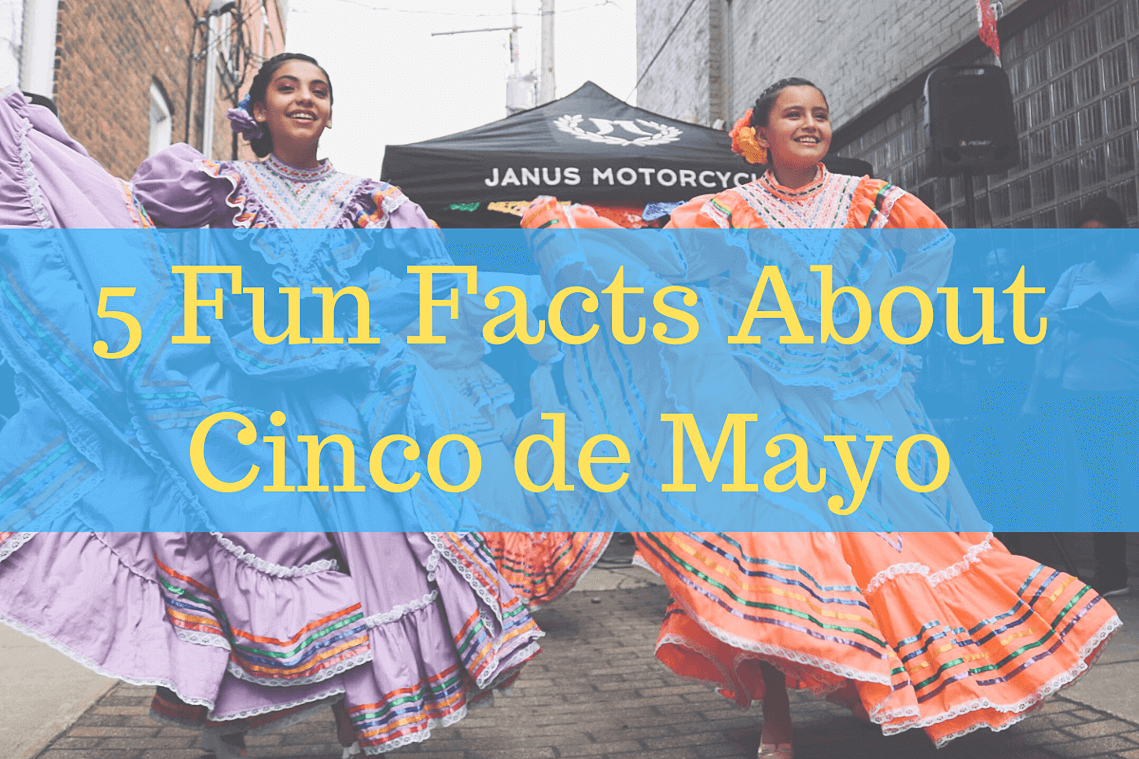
756 85 832 177
253 60 333 150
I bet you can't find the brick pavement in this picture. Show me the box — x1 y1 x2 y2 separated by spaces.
33 584 1139 759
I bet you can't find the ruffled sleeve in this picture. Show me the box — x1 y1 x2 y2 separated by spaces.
131 143 239 228
664 194 723 230
351 181 439 230
344 182 453 337
875 183 947 231
856 179 954 324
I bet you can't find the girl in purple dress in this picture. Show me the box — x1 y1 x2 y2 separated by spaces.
0 54 542 758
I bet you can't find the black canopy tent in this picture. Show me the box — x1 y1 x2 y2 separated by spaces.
380 82 873 413
381 81 872 228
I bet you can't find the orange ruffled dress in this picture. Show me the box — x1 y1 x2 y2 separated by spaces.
484 532 612 610
522 166 1121 746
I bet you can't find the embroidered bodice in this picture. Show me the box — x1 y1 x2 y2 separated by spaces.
132 143 431 231
691 164 919 231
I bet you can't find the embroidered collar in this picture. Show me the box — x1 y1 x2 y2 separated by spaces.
758 163 828 201
263 153 335 183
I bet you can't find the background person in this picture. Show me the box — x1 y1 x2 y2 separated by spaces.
1028 197 1139 597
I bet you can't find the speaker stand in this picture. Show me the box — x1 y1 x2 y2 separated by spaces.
962 169 976 228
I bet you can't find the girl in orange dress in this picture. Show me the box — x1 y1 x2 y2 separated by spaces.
521 79 1120 758
483 532 611 609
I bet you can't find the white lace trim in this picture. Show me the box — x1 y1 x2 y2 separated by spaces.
658 607 1123 749
631 551 663 579
363 591 438 627
245 694 343 735
208 682 347 722
896 615 1123 747
667 602 894 687
0 610 214 708
13 99 54 229
425 548 441 583
528 533 613 611
210 533 340 578
359 188 410 230
864 535 994 594
492 640 542 680
225 651 372 687
0 532 36 564
864 562 929 594
424 533 504 624
360 702 469 754
927 535 993 586
424 535 545 693
172 625 231 651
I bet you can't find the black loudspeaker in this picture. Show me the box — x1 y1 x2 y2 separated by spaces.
823 155 874 178
924 65 1019 175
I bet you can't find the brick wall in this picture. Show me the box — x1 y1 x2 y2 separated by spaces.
51 0 286 179
53 0 195 179
637 0 1031 128
636 0 713 124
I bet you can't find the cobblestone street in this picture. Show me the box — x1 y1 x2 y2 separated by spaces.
31 582 1139 759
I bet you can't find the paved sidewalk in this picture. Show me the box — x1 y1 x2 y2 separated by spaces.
31 581 1139 759
0 624 113 759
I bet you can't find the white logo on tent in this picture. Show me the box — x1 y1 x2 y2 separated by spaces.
553 115 682 147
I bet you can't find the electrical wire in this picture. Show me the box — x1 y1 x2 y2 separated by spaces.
290 0 619 17
624 0 697 101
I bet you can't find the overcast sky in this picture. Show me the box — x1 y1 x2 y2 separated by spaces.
287 0 637 180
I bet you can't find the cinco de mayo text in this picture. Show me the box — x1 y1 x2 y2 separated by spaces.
91 263 1049 516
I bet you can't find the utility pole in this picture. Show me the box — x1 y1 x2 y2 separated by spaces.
510 0 520 80
202 14 219 158
505 0 535 113
539 0 555 104
431 3 533 115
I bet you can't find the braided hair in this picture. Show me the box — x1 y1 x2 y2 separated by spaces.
245 52 333 158
749 77 826 129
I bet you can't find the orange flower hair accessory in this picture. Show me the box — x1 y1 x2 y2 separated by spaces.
729 109 768 165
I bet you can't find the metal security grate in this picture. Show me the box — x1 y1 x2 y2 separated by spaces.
838 0 1139 237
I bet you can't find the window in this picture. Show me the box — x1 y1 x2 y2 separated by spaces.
148 82 172 157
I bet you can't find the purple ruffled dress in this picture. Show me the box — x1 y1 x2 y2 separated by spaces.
0 88 542 754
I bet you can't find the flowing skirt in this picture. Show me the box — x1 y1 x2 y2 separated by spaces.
518 200 1122 746
483 532 612 609
0 86 542 755
0 531 541 753
635 531 1119 746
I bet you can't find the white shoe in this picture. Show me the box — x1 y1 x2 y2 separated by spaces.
757 743 793 759
341 741 362 758
201 728 249 758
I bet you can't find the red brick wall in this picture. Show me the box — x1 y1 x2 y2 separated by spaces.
51 0 286 179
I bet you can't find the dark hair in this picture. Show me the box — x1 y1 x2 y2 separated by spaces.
749 77 827 129
1075 196 1126 228
245 52 333 158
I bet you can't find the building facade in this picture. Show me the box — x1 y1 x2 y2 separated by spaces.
635 0 1139 515
3 0 286 179
635 0 1136 234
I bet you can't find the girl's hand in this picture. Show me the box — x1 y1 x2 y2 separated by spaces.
521 197 561 229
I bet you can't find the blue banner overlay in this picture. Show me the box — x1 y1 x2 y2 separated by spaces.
0 228 1135 532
